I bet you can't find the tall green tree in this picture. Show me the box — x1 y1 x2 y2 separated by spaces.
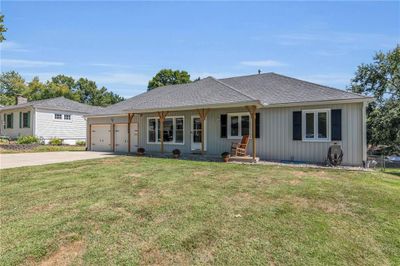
0 14 6 42
0 71 27 105
147 69 191 91
350 45 400 148
0 71 124 107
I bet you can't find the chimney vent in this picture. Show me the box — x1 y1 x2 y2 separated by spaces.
16 95 28 105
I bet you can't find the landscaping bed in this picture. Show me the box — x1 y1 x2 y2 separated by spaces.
0 144 86 153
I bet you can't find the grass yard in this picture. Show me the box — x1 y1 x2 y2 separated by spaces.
0 145 86 154
1 157 399 265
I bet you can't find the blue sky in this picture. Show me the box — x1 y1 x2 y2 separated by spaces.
1 1 399 98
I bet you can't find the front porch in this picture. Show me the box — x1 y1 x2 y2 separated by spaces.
129 104 260 162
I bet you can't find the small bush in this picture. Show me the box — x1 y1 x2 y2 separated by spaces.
76 140 86 146
49 138 63 146
172 149 181 155
221 152 230 158
16 135 40 144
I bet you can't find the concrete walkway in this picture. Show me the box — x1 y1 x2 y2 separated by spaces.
0 151 117 169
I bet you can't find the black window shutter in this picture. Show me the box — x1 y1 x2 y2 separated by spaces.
293 111 302 140
331 109 342 141
255 113 260 138
220 114 227 138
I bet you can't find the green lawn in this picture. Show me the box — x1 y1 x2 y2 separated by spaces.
0 145 86 154
1 157 399 265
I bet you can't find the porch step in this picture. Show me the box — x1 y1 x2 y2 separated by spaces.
229 156 260 163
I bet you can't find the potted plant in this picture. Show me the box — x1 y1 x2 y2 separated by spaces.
172 149 181 159
136 147 145 156
221 152 230 162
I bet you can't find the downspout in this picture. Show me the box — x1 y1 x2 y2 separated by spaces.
362 101 367 166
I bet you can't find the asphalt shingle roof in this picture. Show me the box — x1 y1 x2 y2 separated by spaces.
0 97 103 113
93 77 258 115
89 73 370 116
220 73 367 105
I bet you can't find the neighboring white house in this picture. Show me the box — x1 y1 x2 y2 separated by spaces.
0 96 103 144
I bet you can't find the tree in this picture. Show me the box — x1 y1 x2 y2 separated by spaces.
0 71 27 105
0 71 125 107
147 69 191 91
0 14 6 42
349 45 400 148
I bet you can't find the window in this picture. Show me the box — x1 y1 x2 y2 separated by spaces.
22 112 30 128
6 114 13 129
54 113 62 120
228 113 251 139
303 109 330 141
147 116 184 144
64 114 71 120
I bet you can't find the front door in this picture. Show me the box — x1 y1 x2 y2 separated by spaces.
191 116 206 151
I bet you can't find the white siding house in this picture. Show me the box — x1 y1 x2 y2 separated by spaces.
0 97 102 144
85 73 373 166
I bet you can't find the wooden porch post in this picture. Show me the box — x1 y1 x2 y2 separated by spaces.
128 113 134 153
157 111 169 153
197 108 209 155
246 105 257 161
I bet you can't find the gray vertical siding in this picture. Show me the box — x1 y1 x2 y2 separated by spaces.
87 102 363 166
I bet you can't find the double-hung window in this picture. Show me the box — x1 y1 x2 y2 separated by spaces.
54 113 62 120
228 113 251 139
6 113 13 129
147 116 184 144
22 112 30 128
64 114 71 120
302 109 330 141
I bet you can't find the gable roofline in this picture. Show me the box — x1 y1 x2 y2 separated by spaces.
0 96 103 113
209 77 258 101
266 72 370 99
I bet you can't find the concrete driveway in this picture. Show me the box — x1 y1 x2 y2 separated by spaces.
0 151 117 169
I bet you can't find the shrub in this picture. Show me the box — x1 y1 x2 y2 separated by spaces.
172 149 181 158
16 135 40 144
76 140 86 146
172 149 181 155
49 138 63 146
221 152 230 158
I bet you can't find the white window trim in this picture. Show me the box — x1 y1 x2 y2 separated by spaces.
302 109 331 142
54 113 63 120
227 112 252 139
147 116 185 145
22 112 30 128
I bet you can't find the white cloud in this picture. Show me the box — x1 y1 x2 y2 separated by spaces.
89 63 131 68
240 60 286 67
1 59 65 68
0 41 29 52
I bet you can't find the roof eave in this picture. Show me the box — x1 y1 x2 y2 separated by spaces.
264 97 374 108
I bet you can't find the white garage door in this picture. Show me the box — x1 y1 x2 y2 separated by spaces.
91 125 112 152
114 123 139 153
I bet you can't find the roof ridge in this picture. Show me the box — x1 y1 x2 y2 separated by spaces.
210 76 258 101
269 73 369 98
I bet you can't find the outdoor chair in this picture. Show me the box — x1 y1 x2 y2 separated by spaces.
231 135 250 157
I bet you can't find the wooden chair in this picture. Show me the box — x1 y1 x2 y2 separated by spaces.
231 135 250 156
